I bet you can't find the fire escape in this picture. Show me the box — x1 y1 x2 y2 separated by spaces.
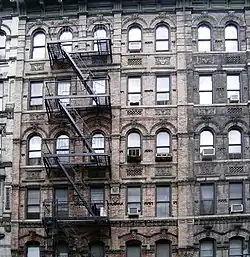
42 26 112 252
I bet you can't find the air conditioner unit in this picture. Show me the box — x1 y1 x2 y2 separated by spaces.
129 95 140 106
155 152 172 162
127 148 141 157
128 207 139 216
111 186 120 195
230 204 243 213
229 94 240 103
129 42 141 51
201 148 215 160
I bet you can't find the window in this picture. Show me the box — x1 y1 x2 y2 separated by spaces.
225 25 238 52
28 135 42 165
92 79 106 105
90 187 104 216
90 242 105 257
94 27 107 52
128 26 142 52
59 29 73 52
29 81 43 109
155 25 169 51
56 135 69 163
0 81 4 111
228 130 242 155
229 238 243 257
54 188 68 217
156 241 171 257
32 31 46 59
26 189 40 219
156 76 170 105
198 25 211 52
156 131 170 154
0 32 6 59
4 186 11 211
126 241 141 257
200 240 214 257
128 77 141 106
57 80 70 106
229 183 243 206
199 76 213 104
127 187 141 213
128 132 141 150
200 184 214 215
92 133 105 153
57 243 68 257
27 244 40 257
156 186 170 217
227 75 240 101
200 130 214 153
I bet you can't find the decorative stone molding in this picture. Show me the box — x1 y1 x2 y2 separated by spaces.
30 63 45 71
155 57 171 65
155 109 171 115
127 109 142 116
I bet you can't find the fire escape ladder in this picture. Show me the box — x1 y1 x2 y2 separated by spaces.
53 156 95 217
61 50 99 106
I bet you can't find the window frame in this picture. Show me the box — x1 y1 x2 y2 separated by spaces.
56 134 70 163
128 25 142 52
229 182 243 208
156 75 170 105
155 185 171 217
57 79 71 106
91 132 105 153
59 27 73 52
29 81 44 110
93 26 107 52
126 240 141 257
126 186 142 214
229 237 243 257
155 24 170 52
26 188 41 220
199 239 215 257
54 187 69 218
89 242 105 257
0 31 6 59
127 131 141 150
155 240 171 257
198 24 212 52
31 30 46 59
227 74 240 102
228 129 242 157
199 75 213 105
27 135 42 166
156 131 171 154
225 24 239 52
199 130 214 153
89 186 105 216
26 242 40 257
200 184 215 215
127 76 142 106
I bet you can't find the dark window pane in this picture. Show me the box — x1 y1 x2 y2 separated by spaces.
156 243 170 257
127 245 140 257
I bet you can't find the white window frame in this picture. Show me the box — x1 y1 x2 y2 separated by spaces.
156 76 170 105
228 130 242 154
200 130 214 153
156 131 170 154
155 25 169 51
0 32 6 59
32 31 46 59
59 29 73 52
29 81 43 109
28 135 42 165
198 25 211 52
156 186 170 217
227 75 240 101
199 75 213 105
128 26 142 52
128 77 141 106
225 25 239 52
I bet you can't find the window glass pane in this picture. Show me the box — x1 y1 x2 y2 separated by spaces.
129 27 141 41
128 133 140 147
94 29 107 38
157 203 170 217
55 189 68 201
33 48 45 59
127 245 140 257
230 184 242 199
58 81 70 96
33 33 45 47
228 130 241 144
56 135 69 150
230 239 242 256
199 76 212 91
156 26 169 40
91 188 104 203
60 31 72 41
157 77 169 91
92 134 104 151
157 93 169 102
156 243 170 257
198 41 211 52
28 190 40 204
156 41 169 51
200 241 213 257
227 76 240 90
128 78 141 92
157 187 170 201
93 80 106 94
31 82 43 96
157 132 170 147
229 145 241 154
0 49 5 59
227 91 240 99
201 185 213 199
157 147 170 154
0 34 6 48
200 131 213 146
30 136 41 151
225 41 238 52
91 244 104 257
225 26 238 39
198 26 211 40
128 94 141 104
200 92 212 104
28 246 40 257
128 187 140 202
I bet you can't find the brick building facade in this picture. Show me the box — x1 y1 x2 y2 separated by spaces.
0 0 249 257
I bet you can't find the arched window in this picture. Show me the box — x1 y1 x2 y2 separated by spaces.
198 25 211 52
200 239 215 257
90 242 105 257
156 240 171 257
126 240 141 257
155 25 169 51
200 130 214 153
32 31 46 59
57 241 69 257
59 28 73 52
229 237 243 257
92 133 105 153
94 27 107 52
56 134 69 163
228 129 242 154
128 26 142 52
28 135 42 165
225 24 238 52
0 31 6 59
127 132 141 162
156 131 170 154
26 241 40 257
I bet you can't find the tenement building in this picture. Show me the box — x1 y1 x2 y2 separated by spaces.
0 0 250 256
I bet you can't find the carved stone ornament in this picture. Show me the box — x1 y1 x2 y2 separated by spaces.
155 109 171 116
30 63 45 71
111 195 120 203
155 57 170 65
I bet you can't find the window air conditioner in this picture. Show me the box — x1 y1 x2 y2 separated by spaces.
129 95 140 106
127 148 141 157
129 42 141 51
128 207 139 216
201 148 215 160
155 152 172 162
230 204 243 213
229 95 240 103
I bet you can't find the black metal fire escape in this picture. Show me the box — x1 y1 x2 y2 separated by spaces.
42 33 112 248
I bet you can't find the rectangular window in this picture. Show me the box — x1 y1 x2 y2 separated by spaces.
128 77 141 106
127 187 141 213
54 188 68 217
90 187 104 216
199 76 213 104
156 243 170 257
29 82 43 109
200 184 214 215
57 80 71 106
0 82 3 111
227 75 240 101
92 79 106 105
156 76 170 105
200 241 214 257
27 246 40 257
229 183 243 206
127 245 141 257
156 186 170 217
27 189 40 219
4 186 11 211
